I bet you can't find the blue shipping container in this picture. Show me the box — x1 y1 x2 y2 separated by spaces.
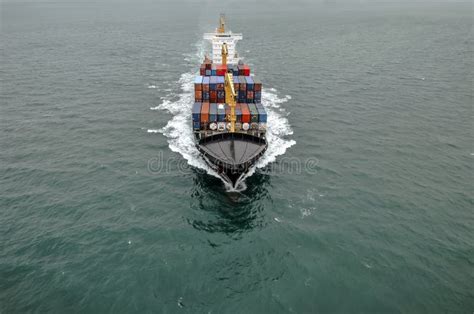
211 70 217 76
210 76 217 91
255 103 267 123
236 107 242 122
192 102 202 122
210 103 217 122
217 90 225 98
217 104 226 122
203 92 210 100
245 76 254 91
193 121 201 130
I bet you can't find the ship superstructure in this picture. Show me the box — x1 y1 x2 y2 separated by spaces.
203 14 242 65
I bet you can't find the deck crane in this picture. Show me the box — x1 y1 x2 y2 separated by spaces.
221 43 237 133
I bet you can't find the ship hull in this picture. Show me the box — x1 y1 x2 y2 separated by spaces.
196 132 267 187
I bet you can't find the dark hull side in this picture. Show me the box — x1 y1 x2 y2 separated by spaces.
196 132 267 187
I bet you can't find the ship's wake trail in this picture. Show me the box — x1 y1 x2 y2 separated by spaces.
150 42 295 192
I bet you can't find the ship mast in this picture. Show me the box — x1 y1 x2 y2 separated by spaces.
222 43 237 133
217 14 225 33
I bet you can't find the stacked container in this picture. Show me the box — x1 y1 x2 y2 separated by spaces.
202 76 210 101
194 76 203 102
192 102 202 130
193 63 268 132
200 102 210 129
253 77 262 103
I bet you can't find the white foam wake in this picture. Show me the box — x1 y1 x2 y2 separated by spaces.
150 42 295 191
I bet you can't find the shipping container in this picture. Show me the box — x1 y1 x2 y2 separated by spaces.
254 91 262 102
239 76 247 90
210 103 217 122
233 76 240 90
192 102 202 122
196 90 203 102
238 90 246 103
200 67 205 76
202 76 210 91
253 77 262 91
216 64 227 76
217 90 225 99
238 64 250 76
247 91 254 101
200 102 210 123
245 76 254 91
203 91 210 100
235 103 242 122
255 103 267 122
217 104 226 122
194 76 203 91
205 69 211 76
210 76 217 91
216 76 225 90
247 103 259 123
240 103 250 123
193 121 201 130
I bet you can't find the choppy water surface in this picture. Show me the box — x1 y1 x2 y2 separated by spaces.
1 1 473 312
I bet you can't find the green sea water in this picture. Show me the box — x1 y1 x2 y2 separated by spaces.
1 1 473 312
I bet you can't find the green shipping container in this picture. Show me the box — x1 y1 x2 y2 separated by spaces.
247 103 259 123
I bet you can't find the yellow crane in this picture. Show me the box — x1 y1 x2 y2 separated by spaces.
221 43 237 132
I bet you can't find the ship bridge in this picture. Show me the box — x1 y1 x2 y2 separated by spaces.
203 14 242 65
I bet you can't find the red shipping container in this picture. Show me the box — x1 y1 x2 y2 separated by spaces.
247 91 254 99
202 83 209 92
210 90 217 99
210 97 217 103
195 90 202 99
238 65 251 76
240 103 250 123
200 102 210 123
217 98 225 104
200 66 205 76
216 65 226 76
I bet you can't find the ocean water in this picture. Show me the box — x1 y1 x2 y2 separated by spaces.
1 1 473 312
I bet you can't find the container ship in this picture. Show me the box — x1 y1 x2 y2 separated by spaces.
192 15 268 187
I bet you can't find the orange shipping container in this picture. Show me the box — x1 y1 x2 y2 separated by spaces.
240 103 250 123
200 102 210 123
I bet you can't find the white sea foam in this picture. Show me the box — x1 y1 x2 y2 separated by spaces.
150 41 295 191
